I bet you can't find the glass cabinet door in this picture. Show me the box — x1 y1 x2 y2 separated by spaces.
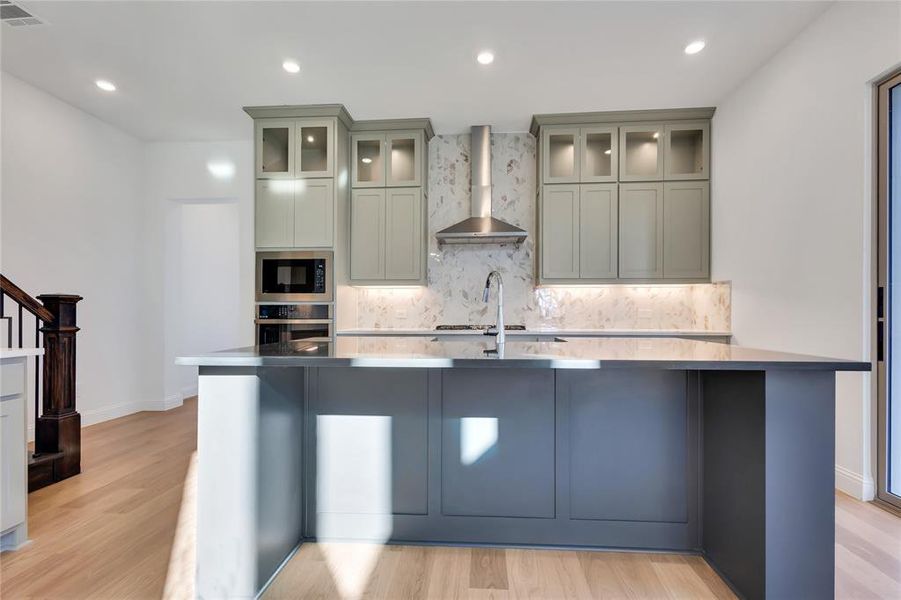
619 125 664 181
352 134 386 187
255 120 295 178
580 126 618 183
664 123 710 180
386 131 422 187
542 128 580 183
296 119 334 178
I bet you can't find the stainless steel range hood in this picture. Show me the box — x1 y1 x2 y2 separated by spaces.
436 125 527 245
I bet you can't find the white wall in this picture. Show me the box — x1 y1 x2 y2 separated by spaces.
712 1 901 499
143 141 255 406
0 71 161 427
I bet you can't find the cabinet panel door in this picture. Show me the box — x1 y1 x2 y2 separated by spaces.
663 181 709 279
664 122 710 180
255 180 295 248
565 370 689 523
541 184 580 279
0 394 26 531
619 183 664 279
255 120 295 179
387 131 423 187
579 183 618 279
441 369 556 518
385 188 422 280
314 368 430 522
294 179 334 248
352 133 386 188
580 126 618 183
619 124 664 182
542 128 580 183
296 119 334 178
351 189 386 280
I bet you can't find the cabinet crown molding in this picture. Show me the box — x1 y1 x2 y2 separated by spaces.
530 107 716 137
243 104 434 139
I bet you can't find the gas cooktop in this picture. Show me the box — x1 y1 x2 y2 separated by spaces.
435 324 527 331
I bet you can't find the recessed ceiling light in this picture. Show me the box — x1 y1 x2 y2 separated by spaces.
477 51 494 65
306 135 315 143
282 60 300 74
361 157 373 164
95 79 116 92
684 40 706 55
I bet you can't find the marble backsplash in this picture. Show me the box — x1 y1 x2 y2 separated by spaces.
353 133 731 332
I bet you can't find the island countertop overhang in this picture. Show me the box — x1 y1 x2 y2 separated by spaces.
176 336 870 371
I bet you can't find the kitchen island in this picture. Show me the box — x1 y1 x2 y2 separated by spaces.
177 337 869 600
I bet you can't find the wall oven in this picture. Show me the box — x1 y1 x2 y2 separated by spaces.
255 251 333 303
256 304 333 345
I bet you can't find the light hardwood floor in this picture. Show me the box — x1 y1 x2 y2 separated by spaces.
1 398 899 599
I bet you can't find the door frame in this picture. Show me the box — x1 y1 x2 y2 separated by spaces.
876 68 901 510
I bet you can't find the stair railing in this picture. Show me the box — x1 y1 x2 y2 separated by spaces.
1 274 82 491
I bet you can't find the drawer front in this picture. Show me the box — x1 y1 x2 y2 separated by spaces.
1 361 25 397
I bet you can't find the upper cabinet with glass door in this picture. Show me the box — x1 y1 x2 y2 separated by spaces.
295 119 334 178
542 128 580 183
664 122 709 180
619 124 664 181
352 129 426 188
581 126 618 183
255 120 295 178
541 126 618 184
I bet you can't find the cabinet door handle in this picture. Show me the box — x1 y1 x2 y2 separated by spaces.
878 320 885 362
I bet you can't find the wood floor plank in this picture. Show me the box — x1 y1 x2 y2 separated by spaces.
470 548 509 590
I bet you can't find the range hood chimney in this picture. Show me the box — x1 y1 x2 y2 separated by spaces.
436 125 527 245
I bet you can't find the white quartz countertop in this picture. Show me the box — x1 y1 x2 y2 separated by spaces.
1 348 44 359
338 328 732 338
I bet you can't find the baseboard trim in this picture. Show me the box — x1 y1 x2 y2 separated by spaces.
835 464 876 501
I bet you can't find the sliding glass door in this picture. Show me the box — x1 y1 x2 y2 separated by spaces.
877 70 901 509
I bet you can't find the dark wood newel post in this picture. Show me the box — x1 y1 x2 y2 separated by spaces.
35 294 83 481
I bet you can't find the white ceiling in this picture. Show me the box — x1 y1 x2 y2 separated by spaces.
1 1 830 141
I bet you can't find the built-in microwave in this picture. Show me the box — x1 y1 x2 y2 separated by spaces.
255 251 333 303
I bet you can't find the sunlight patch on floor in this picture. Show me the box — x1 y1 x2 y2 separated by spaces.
163 451 197 600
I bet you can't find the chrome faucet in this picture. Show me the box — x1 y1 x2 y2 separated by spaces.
482 271 505 345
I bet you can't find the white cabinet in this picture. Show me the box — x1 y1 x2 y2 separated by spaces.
256 179 334 248
619 182 664 279
1 357 28 550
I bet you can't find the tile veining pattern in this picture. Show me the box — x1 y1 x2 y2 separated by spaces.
355 133 730 331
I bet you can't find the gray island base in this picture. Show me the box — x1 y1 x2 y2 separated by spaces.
177 337 869 600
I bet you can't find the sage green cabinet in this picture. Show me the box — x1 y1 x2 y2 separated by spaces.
255 120 295 179
255 180 295 247
663 181 709 279
541 128 580 184
540 183 617 281
350 189 386 280
541 126 618 184
619 182 664 279
352 131 424 188
541 185 580 278
386 188 422 280
664 122 709 180
256 179 334 248
580 127 618 183
294 179 334 248
295 119 334 178
579 184 618 279
351 187 425 283
619 124 664 182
